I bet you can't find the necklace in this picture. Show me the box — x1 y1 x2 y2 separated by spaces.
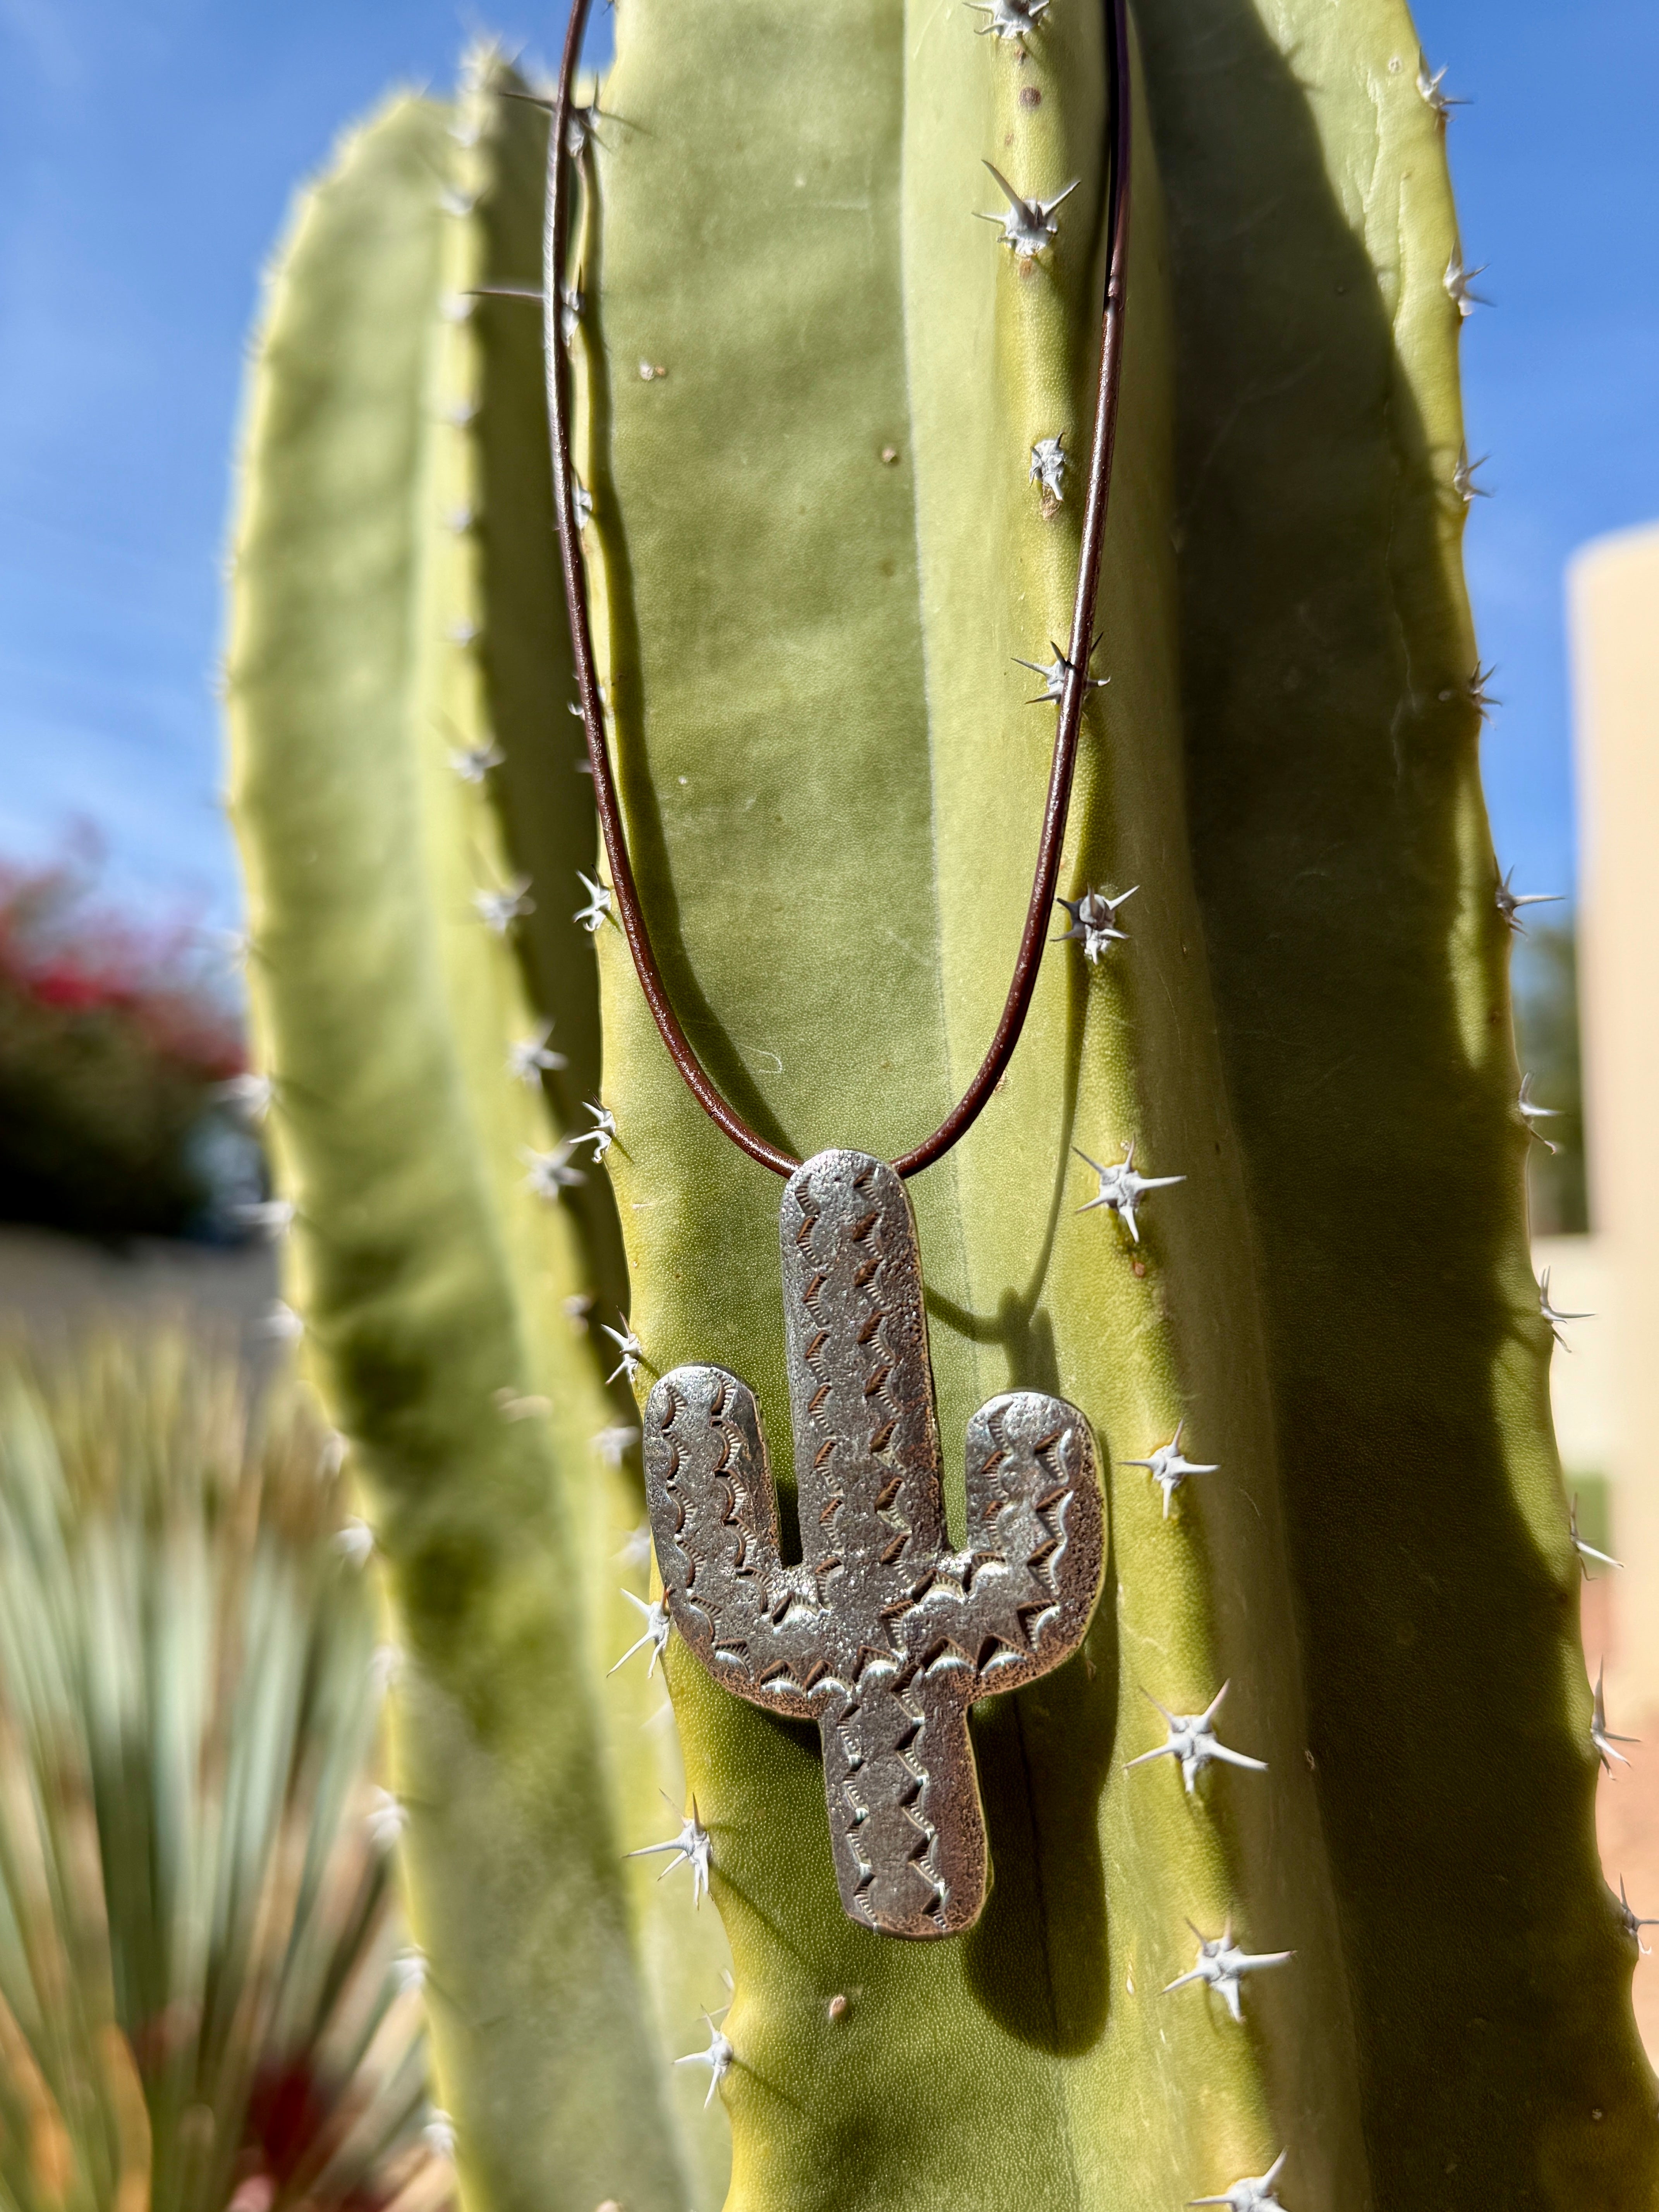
545 0 1131 1940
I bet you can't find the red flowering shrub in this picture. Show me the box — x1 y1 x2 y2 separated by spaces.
0 855 252 1238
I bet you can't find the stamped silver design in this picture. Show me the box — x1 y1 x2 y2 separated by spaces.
642 1149 1104 1941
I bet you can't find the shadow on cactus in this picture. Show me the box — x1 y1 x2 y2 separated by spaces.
0 1336 450 2212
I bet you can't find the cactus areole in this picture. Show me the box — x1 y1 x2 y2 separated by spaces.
547 0 1127 1941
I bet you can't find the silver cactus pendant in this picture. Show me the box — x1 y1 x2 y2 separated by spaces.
642 1149 1104 1941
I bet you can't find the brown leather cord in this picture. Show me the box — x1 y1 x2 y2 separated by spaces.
542 0 1132 1179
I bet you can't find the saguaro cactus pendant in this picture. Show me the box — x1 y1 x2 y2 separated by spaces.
642 1149 1104 1939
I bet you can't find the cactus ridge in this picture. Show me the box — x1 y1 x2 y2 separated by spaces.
642 1149 1104 1939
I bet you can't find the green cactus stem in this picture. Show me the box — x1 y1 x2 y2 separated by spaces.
570 0 1656 2199
225 54 729 2212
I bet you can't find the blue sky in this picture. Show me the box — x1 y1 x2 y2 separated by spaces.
1 0 1654 931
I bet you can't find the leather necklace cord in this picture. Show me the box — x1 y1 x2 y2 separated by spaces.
543 0 1133 1180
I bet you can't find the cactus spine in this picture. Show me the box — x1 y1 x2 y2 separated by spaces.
227 4 1659 2210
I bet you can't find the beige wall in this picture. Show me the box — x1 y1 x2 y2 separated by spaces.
1568 523 1659 1720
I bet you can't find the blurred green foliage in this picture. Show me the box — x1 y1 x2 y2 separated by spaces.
0 1334 449 2212
1572 1472 1613 1556
1513 922 1587 1237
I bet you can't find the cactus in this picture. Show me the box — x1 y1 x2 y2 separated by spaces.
225 5 1659 2212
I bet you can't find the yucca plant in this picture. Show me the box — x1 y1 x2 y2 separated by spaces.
0 1335 450 2212
225 5 1659 2209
